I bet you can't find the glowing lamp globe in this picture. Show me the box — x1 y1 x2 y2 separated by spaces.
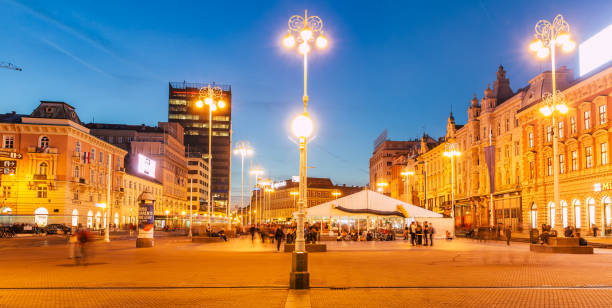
300 28 313 41
298 42 310 54
556 32 570 44
283 34 296 48
218 100 226 108
537 47 550 59
205 97 213 105
292 114 313 138
529 39 543 52
562 40 575 52
316 35 328 48
210 104 217 112
540 105 553 117
195 100 204 108
556 104 569 114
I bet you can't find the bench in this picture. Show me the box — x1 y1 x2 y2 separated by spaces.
530 237 593 254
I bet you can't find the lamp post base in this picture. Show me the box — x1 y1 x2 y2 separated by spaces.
289 251 309 289
136 238 154 248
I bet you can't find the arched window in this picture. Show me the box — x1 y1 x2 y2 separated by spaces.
73 165 79 178
87 210 93 228
38 162 48 176
561 200 568 228
114 212 119 226
71 209 78 227
548 202 556 228
95 211 102 229
604 197 612 229
34 207 48 226
39 136 49 148
531 203 537 229
1 207 12 214
587 198 596 227
573 200 582 228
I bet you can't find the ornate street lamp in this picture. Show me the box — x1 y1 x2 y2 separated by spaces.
401 170 415 203
283 9 327 290
234 142 254 226
443 142 460 234
196 85 226 228
529 14 575 225
249 167 264 225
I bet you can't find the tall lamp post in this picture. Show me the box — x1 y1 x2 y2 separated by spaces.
234 142 254 226
401 170 415 203
283 9 327 289
196 85 226 228
249 167 264 225
443 142 460 235
376 182 388 193
529 14 574 228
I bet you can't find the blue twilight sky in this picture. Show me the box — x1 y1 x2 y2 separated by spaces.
1 0 612 202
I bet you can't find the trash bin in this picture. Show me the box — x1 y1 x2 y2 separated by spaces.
529 229 539 244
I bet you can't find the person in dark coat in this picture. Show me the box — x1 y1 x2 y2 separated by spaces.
504 225 512 246
428 223 434 246
423 221 429 246
416 223 423 245
274 227 284 251
250 224 256 242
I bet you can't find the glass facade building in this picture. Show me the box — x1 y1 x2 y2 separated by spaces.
168 82 232 211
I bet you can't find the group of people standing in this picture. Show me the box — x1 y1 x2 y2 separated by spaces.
405 221 434 246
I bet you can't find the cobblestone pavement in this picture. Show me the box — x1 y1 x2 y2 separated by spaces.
0 237 610 307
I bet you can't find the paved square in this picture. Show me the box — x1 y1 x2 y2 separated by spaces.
0 236 610 307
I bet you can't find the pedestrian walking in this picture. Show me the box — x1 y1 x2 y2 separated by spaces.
416 223 423 245
592 224 599 237
275 226 284 251
250 224 256 243
423 221 429 246
410 222 416 246
428 223 434 246
75 224 89 266
504 225 512 246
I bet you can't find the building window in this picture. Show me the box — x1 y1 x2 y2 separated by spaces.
599 104 607 124
37 186 48 198
546 126 552 142
584 111 591 130
531 203 537 229
497 123 501 136
39 136 49 148
91 149 95 161
602 143 608 165
76 141 81 154
90 170 95 184
73 165 80 178
3 135 14 149
100 151 104 163
572 150 578 171
74 190 79 200
570 116 577 134
38 162 48 176
549 202 556 228
547 157 552 176
559 154 565 174
574 200 581 228
558 120 564 139
561 200 568 228
2 186 11 198
585 146 593 168
529 161 535 179
505 119 510 131
528 132 534 148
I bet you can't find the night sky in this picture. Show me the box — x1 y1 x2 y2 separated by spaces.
1 0 611 202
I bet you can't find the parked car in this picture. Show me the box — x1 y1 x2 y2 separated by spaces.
45 224 71 235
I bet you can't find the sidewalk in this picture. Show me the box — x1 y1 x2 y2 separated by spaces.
459 231 612 248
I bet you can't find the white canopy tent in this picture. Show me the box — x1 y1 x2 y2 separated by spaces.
305 190 454 237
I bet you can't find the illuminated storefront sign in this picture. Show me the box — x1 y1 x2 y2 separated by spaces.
594 182 612 192
272 181 287 189
137 154 156 178
579 24 612 76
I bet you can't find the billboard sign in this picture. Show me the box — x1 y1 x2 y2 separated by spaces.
137 154 156 178
579 24 612 76
138 202 154 239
